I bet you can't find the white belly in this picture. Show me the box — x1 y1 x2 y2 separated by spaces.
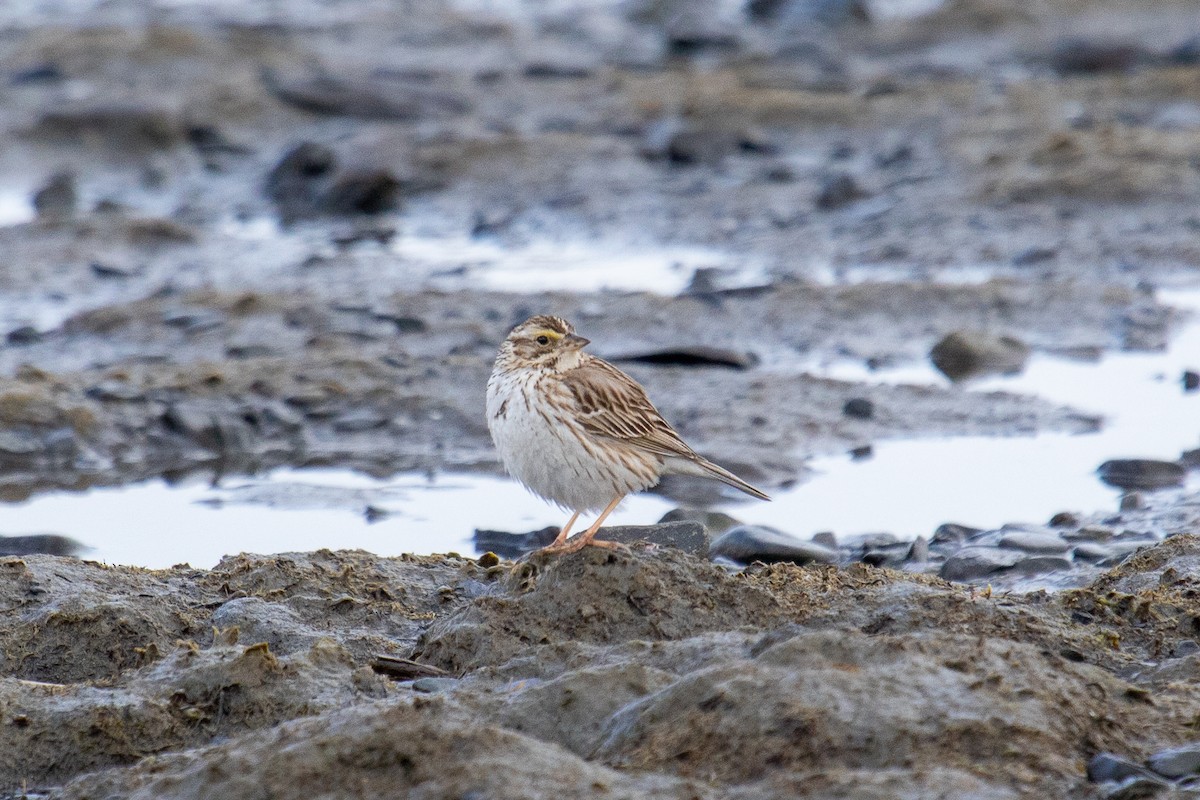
486 369 660 512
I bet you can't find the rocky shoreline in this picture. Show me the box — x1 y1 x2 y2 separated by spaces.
1 531 1200 798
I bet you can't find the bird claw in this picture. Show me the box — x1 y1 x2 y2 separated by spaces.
536 536 629 556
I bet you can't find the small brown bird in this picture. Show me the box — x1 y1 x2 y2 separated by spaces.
486 315 769 554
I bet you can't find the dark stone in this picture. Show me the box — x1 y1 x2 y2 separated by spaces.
997 531 1070 554
1171 35 1200 65
600 522 710 554
0 533 84 557
658 508 741 537
1050 38 1147 74
186 125 252 156
815 172 868 210
929 330 1030 381
709 525 838 565
1087 753 1149 783
1182 448 1200 468
1100 776 1169 799
1049 511 1080 528
1097 459 1186 491
6 325 42 345
35 104 182 150
411 677 459 693
323 171 401 215
848 445 873 460
1148 744 1200 778
1012 246 1056 267
610 347 758 369
473 526 560 559
1183 370 1199 392
812 531 837 548
523 61 594 79
842 397 874 419
939 546 1025 581
1120 492 1145 511
32 172 77 218
1072 543 1114 563
90 261 138 279
11 63 63 84
931 523 980 547
262 68 470 120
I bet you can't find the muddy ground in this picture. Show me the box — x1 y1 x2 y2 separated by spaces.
1 0 1200 796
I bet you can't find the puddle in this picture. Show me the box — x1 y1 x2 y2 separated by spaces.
0 282 1196 570
0 469 675 570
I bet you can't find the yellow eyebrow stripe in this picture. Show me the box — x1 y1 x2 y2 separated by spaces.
536 330 564 340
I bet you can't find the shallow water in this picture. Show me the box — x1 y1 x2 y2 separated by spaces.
0 290 1195 569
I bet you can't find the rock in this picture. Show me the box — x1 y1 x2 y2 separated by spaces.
812 531 837 548
6 325 42 345
610 347 758 369
472 526 560 558
1011 246 1056 267
1049 511 1080 528
939 546 1025 581
1088 753 1151 783
842 397 874 419
0 533 84 557
997 531 1071 554
1097 459 1186 491
1184 370 1199 392
1073 543 1115 563
600 522 710 555
410 677 459 693
265 142 401 221
1050 38 1148 75
658 508 740 537
1147 744 1200 778
32 171 77 218
34 103 183 150
262 68 470 120
931 523 981 548
815 172 869 210
1099 776 1170 799
1172 35 1200 65
709 525 838 565
930 330 1030 381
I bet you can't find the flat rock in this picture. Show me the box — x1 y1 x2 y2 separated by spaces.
1097 459 1186 491
939 546 1025 581
998 531 1071 554
709 525 838 565
929 330 1031 381
1148 744 1200 778
0 533 84 557
659 507 741 537
601 522 710 554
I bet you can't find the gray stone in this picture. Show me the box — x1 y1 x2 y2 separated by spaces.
33 171 77 218
1072 543 1115 563
411 677 459 693
1088 753 1151 783
939 546 1025 582
929 330 1030 381
658 508 741 537
997 531 1071 554
931 523 981 548
709 525 838 565
1148 744 1200 778
1098 459 1186 491
815 172 869 210
1010 555 1074 576
0 533 84 557
1100 775 1170 799
602 522 710 555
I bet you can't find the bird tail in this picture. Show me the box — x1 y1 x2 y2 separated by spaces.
667 456 770 501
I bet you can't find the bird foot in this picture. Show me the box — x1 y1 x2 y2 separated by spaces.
537 535 629 556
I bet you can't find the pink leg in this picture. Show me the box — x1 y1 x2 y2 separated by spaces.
551 510 581 546
540 495 626 554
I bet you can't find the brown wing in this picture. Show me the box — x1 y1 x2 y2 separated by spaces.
561 356 699 460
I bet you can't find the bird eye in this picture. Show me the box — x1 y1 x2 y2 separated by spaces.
536 335 550 345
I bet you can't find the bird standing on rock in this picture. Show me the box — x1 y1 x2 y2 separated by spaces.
486 315 769 554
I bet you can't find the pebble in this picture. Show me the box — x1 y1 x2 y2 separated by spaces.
411 677 459 693
0 533 84 557
1072 543 1114 563
815 172 868 210
1087 753 1151 783
931 523 980 548
1184 370 1199 392
1051 38 1146 74
929 330 1030 381
939 546 1025 581
709 525 838 566
1100 776 1169 799
32 171 77 218
1147 744 1200 778
658 508 740 537
842 397 874 419
997 531 1071 554
1097 459 1185 491
601 522 709 555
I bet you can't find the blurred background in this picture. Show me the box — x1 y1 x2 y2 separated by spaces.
0 0 1196 578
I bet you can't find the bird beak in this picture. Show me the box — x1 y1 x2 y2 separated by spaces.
563 333 590 349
